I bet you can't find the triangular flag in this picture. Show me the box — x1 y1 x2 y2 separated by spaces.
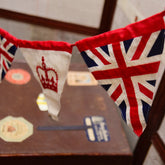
18 40 72 119
76 11 165 136
0 28 18 82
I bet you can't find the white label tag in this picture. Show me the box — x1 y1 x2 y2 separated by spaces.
67 71 98 86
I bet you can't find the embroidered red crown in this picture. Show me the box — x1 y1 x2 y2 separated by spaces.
36 56 58 92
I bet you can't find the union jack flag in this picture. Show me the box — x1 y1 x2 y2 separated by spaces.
0 34 17 81
76 11 165 136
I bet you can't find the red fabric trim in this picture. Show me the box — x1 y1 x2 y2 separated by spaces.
138 83 153 100
18 39 72 53
0 28 18 46
90 48 111 65
76 11 165 52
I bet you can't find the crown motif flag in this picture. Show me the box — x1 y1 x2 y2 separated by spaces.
18 40 72 119
0 28 18 82
36 56 58 93
76 11 165 136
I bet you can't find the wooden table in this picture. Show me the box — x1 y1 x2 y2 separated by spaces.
0 62 132 165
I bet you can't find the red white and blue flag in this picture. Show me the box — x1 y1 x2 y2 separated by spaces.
76 11 165 136
0 28 18 82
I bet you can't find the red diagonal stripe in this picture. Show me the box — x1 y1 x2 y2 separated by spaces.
3 59 8 72
111 84 122 101
0 47 13 62
3 40 10 49
90 48 111 65
131 34 151 60
138 83 153 99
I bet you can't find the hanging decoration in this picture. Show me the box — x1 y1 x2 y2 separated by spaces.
18 40 72 120
0 28 18 82
76 11 165 136
0 10 164 136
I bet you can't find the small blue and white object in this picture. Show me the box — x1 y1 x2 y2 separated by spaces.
38 116 110 142
84 116 110 142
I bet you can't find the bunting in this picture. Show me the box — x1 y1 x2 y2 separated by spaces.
0 10 164 136
76 11 165 136
0 28 18 82
18 40 72 119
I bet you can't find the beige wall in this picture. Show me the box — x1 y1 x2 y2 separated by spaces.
0 0 164 30
0 0 104 28
112 0 164 30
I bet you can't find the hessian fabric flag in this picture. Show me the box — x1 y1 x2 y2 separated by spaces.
0 28 18 82
76 11 165 136
18 40 72 120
